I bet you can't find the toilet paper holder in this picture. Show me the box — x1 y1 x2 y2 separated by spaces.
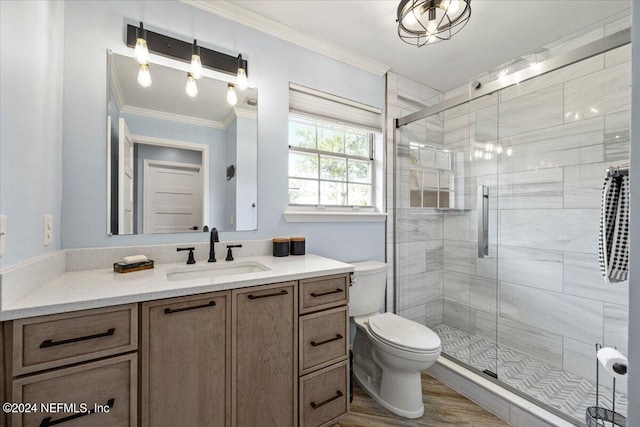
585 343 627 427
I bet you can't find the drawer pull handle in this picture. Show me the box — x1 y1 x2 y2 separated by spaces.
39 398 114 426
39 328 116 349
247 289 288 300
164 300 216 314
310 288 343 298
310 390 343 410
310 334 343 347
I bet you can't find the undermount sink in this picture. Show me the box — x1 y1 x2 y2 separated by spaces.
166 260 271 281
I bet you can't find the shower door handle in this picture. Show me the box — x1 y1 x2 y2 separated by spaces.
477 186 489 258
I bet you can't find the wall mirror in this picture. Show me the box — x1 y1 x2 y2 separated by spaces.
107 51 258 235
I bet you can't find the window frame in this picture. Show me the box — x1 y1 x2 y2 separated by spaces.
288 114 377 210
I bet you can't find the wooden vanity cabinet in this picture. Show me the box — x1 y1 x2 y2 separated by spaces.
140 291 231 427
232 282 298 427
298 274 350 427
3 304 138 427
1 272 351 427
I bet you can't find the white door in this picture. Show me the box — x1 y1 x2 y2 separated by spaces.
118 118 134 234
143 160 203 234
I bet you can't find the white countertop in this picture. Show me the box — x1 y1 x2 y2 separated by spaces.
0 254 354 321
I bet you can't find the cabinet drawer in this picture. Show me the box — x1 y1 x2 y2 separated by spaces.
11 353 137 427
299 274 348 314
300 307 348 375
299 360 349 427
11 304 138 375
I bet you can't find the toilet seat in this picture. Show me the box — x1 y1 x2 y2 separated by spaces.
367 313 441 353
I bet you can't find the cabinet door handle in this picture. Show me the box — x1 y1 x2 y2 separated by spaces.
247 289 288 300
39 398 114 426
164 300 216 314
310 334 343 347
310 390 343 409
310 288 343 298
39 328 116 349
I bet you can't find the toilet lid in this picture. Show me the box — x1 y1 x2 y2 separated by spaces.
367 312 441 352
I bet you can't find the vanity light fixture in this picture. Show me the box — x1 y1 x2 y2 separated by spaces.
133 22 150 65
190 40 204 79
137 64 152 87
236 54 248 90
227 83 238 106
126 23 249 79
186 73 198 97
397 0 471 47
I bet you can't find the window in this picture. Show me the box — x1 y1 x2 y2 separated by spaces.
285 83 385 222
288 116 374 207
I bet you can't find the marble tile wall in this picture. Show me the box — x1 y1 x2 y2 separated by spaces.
390 16 631 398
439 44 631 392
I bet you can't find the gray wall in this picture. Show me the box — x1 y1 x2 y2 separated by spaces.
627 2 639 425
59 1 386 263
0 1 64 267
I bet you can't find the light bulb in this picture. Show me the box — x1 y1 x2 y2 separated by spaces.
236 67 248 91
190 55 203 79
506 147 513 156
447 0 461 14
137 64 152 87
185 73 198 97
403 5 424 27
485 142 494 152
134 38 150 65
485 152 492 160
227 83 238 106
426 19 438 35
496 145 503 154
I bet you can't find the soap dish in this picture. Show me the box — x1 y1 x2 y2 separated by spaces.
113 260 154 273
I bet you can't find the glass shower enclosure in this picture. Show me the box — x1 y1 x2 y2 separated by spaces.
393 27 631 424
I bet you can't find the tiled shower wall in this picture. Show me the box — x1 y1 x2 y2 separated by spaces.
388 14 631 396
441 41 631 391
385 72 445 320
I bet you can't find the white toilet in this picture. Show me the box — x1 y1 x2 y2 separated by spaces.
350 261 441 419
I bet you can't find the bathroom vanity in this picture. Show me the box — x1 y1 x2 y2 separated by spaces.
0 254 352 427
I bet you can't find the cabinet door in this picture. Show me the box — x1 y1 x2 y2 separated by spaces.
141 292 231 427
232 282 297 427
11 354 136 427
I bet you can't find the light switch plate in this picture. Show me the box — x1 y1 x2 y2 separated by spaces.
44 214 53 246
0 215 6 256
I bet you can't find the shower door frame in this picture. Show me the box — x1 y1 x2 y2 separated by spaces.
392 28 632 424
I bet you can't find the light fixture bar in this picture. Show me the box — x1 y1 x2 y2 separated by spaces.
125 23 248 78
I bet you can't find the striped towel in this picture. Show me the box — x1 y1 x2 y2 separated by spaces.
599 175 630 283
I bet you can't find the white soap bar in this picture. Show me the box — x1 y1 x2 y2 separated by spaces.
122 255 149 265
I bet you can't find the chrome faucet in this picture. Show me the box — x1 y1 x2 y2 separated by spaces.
208 228 219 262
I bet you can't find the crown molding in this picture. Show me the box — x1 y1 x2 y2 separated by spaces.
182 0 390 77
222 107 257 129
120 105 225 129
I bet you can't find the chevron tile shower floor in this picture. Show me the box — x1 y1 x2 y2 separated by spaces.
432 324 628 424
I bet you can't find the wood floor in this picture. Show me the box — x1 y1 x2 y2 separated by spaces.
339 373 511 427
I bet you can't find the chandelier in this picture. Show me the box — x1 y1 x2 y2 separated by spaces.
397 0 471 47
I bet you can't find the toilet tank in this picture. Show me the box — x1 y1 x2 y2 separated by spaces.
349 261 388 317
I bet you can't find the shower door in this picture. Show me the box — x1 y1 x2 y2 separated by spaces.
394 92 500 377
437 93 500 377
394 34 631 423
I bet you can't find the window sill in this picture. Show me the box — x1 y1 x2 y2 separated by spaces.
283 210 387 223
